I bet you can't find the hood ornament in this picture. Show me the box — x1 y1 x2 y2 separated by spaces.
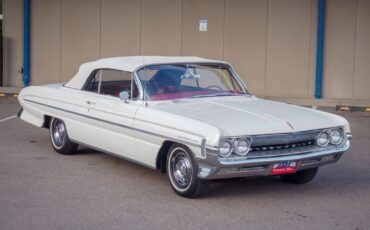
287 122 294 130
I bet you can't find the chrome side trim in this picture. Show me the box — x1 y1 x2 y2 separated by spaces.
200 138 206 157
24 99 207 151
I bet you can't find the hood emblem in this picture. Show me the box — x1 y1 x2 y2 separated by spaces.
286 122 294 130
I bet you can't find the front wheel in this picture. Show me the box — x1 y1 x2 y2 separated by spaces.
280 167 318 184
166 144 208 198
50 117 78 155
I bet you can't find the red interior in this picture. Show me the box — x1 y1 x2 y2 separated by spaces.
150 88 243 100
150 90 210 100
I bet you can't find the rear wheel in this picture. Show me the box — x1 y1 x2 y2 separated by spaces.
280 167 318 184
49 117 78 155
167 144 208 198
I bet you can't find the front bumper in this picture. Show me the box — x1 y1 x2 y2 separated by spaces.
198 139 351 180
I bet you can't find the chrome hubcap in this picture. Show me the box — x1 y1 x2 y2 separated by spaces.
171 152 192 188
52 120 66 147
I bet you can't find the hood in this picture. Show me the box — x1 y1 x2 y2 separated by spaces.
150 96 349 136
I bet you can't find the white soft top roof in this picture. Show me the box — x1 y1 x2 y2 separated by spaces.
65 56 228 89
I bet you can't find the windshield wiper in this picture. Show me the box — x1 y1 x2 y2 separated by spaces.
207 92 237 97
180 92 237 100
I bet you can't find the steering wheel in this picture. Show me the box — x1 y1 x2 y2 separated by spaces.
205 85 223 92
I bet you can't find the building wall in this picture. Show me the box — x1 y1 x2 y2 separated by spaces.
3 0 23 87
2 0 370 100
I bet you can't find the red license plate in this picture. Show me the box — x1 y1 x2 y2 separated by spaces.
271 161 297 175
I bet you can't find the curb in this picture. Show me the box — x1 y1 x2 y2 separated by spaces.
0 93 18 98
336 106 370 112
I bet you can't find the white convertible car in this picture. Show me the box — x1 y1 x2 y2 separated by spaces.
18 56 351 198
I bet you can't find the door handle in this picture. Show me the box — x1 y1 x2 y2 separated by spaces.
86 101 96 105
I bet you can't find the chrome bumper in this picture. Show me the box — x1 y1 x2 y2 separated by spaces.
197 140 350 180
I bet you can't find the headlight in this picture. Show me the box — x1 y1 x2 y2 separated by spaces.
219 140 233 157
330 128 343 145
316 130 330 147
235 138 251 156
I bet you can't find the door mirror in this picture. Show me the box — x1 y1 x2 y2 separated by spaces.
119 91 130 102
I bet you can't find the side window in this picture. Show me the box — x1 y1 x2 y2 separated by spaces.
84 69 139 99
84 70 101 93
99 69 130 97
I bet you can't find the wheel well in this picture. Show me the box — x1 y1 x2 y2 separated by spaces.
156 140 175 172
43 115 52 129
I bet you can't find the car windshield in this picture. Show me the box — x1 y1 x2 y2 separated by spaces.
136 64 249 101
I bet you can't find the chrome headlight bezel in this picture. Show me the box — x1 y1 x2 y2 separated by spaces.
316 128 345 147
218 140 233 157
316 130 330 147
329 128 344 145
234 138 252 156
218 137 253 158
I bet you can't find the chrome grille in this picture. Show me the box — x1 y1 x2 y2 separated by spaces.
250 140 315 152
245 129 323 159
251 129 322 146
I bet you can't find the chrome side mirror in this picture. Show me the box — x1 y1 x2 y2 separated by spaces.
119 91 130 103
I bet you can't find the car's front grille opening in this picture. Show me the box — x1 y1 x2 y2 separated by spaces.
250 140 315 152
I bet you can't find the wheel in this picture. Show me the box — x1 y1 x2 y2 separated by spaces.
280 167 318 184
49 117 78 155
166 144 208 198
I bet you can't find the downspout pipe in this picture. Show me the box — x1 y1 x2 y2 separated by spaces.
22 0 30 87
315 0 325 99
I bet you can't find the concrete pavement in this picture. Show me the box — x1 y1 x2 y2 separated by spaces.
0 98 369 230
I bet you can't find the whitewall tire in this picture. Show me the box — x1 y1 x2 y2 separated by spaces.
49 117 78 155
166 144 208 198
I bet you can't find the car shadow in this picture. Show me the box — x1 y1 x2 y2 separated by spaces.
204 177 293 198
71 146 368 200
75 146 101 155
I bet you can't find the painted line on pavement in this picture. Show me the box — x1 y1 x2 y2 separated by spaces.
0 115 17 123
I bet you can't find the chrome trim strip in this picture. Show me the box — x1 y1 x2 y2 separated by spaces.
229 67 251 95
24 99 206 150
133 71 144 101
200 138 206 157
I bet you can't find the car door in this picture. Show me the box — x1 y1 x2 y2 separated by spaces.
80 69 142 158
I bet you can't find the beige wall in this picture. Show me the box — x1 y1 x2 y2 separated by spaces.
266 0 312 98
2 0 370 100
323 0 370 99
31 0 61 85
3 0 23 87
224 0 267 96
182 0 224 59
101 0 141 58
353 0 370 99
61 0 101 82
141 0 182 55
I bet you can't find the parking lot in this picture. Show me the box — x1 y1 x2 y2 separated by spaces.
0 97 369 230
